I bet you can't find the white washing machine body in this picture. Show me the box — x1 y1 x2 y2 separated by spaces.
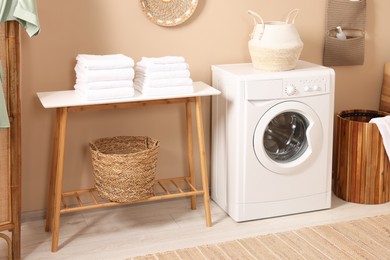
211 61 335 222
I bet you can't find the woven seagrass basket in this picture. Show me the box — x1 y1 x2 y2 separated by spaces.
248 45 303 71
89 136 159 203
248 9 303 71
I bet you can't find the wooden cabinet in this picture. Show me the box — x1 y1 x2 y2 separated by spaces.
0 21 22 260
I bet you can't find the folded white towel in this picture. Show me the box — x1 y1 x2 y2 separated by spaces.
369 116 390 161
76 54 134 70
134 77 193 88
75 65 135 83
74 80 133 90
135 69 190 80
134 84 194 96
76 87 135 101
141 56 185 64
135 62 189 73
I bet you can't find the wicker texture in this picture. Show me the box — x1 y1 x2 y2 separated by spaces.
90 136 159 203
0 25 10 224
248 45 303 71
247 10 303 71
0 129 9 224
140 0 198 27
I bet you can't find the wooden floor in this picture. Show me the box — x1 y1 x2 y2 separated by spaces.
1 193 390 259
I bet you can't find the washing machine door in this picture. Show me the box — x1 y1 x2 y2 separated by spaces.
253 101 323 174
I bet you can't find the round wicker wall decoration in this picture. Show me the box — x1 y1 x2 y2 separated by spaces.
140 0 198 27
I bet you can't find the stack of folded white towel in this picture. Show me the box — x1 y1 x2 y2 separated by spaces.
74 54 135 100
134 56 194 96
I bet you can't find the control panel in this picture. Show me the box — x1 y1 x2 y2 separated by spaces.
283 76 328 97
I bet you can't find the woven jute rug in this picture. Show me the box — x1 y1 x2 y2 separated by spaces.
131 214 390 259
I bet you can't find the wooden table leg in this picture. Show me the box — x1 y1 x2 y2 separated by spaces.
45 111 60 232
194 97 212 227
51 107 68 252
186 102 196 210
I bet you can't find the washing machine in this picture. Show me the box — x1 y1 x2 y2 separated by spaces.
211 60 335 222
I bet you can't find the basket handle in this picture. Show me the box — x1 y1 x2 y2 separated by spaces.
248 10 264 26
248 10 265 40
285 9 299 24
145 137 159 149
89 142 101 159
150 139 160 148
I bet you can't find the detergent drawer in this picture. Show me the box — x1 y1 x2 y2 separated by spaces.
245 80 283 100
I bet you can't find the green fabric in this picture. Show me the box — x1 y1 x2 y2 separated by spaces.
0 66 10 128
0 0 40 37
0 0 40 128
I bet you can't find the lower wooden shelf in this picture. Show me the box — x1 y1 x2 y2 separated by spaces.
60 177 203 214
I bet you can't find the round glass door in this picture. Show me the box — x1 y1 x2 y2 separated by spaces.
253 101 322 174
263 112 308 163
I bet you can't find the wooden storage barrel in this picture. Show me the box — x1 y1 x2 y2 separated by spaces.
334 109 390 204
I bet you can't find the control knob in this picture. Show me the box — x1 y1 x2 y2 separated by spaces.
285 85 296 96
312 85 320 91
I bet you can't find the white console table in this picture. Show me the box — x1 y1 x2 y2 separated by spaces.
37 81 220 252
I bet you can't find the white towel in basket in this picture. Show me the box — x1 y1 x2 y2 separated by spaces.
369 115 390 161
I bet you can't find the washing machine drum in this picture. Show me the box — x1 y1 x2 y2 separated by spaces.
253 101 323 174
263 112 308 162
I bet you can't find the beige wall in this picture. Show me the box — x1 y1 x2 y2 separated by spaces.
20 0 390 212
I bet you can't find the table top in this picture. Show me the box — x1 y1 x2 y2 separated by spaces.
37 81 220 109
